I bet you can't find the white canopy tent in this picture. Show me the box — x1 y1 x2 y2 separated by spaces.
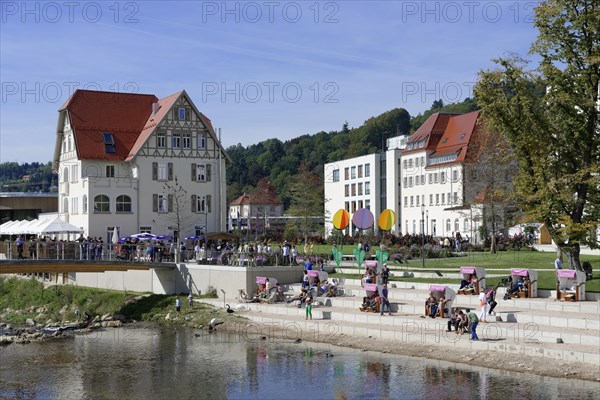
0 217 82 237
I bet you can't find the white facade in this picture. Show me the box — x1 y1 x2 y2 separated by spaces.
54 90 228 242
324 153 382 237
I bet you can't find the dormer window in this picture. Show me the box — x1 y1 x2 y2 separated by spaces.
442 138 448 144
460 133 466 140
103 132 115 154
178 107 186 120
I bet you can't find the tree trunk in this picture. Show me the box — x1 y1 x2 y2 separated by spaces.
562 243 582 271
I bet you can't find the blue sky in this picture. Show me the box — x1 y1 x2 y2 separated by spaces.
0 0 540 162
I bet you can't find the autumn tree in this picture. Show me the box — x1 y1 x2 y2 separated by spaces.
163 177 193 262
475 0 599 270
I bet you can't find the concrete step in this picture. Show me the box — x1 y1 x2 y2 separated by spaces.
239 311 600 366
287 281 600 315
200 299 600 348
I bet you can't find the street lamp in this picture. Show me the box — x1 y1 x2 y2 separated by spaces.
426 210 429 236
421 204 425 269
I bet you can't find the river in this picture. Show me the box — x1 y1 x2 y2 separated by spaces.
0 325 598 399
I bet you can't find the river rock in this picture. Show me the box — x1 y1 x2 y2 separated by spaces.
26 318 36 326
59 306 69 314
102 313 112 321
0 336 14 346
113 314 126 322
106 320 123 328
165 313 172 321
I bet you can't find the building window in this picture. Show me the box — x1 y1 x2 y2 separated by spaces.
453 170 458 182
197 164 206 181
332 169 340 182
198 133 206 149
365 182 370 195
358 183 363 196
416 196 420 207
63 198 68 213
421 175 425 185
106 165 115 178
365 164 370 177
351 166 356 179
421 156 425 166
403 160 407 169
183 133 191 149
446 219 451 233
158 163 168 181
157 132 166 148
344 185 349 197
455 219 460 232
448 192 451 204
409 177 413 187
157 194 168 213
351 201 356 212
82 195 87 214
116 195 132 213
405 220 409 233
441 193 445 205
357 165 363 178
428 174 432 184
441 171 446 183
344 168 349 180
193 195 206 212
434 173 439 183
408 159 413 169
403 177 407 188
140 226 152 234
103 132 115 154
415 158 420 168
430 194 433 206
94 195 110 213
436 194 439 205
464 218 468 231
344 201 349 211
403 196 407 207
351 184 356 196
412 220 416 234
71 165 78 183
410 196 414 207
172 133 181 149
365 199 370 210
71 197 78 214
358 200 363 209
177 107 190 120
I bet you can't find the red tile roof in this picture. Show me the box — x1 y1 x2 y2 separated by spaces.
60 90 158 161
229 178 282 206
402 111 480 165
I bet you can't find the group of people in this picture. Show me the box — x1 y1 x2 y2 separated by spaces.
446 308 481 340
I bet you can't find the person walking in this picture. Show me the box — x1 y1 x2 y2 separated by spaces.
305 295 313 320
554 255 563 270
478 290 488 322
487 287 498 316
380 284 392 316
466 308 479 341
188 292 193 310
175 296 181 315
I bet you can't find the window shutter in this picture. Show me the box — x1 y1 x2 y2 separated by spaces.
207 195 211 213
207 164 212 182
168 163 173 181
152 162 158 180
191 195 197 212
168 194 173 212
153 194 158 212
191 163 196 181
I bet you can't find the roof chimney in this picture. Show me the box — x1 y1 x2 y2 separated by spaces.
152 103 160 115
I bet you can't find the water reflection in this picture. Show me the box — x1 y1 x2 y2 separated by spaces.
0 326 598 400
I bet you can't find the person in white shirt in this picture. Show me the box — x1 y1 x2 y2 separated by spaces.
478 290 488 322
555 256 563 269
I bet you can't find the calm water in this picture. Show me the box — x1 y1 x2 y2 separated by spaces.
0 325 598 400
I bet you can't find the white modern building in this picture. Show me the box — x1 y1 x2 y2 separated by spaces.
53 89 229 242
324 111 513 241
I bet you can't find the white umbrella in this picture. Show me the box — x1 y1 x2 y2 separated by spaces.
112 227 119 244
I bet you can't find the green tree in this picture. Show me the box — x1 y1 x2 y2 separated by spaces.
287 163 323 243
475 0 599 270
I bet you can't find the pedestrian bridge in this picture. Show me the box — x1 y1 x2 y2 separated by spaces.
0 259 176 274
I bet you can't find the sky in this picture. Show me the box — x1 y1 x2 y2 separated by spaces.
0 0 541 163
